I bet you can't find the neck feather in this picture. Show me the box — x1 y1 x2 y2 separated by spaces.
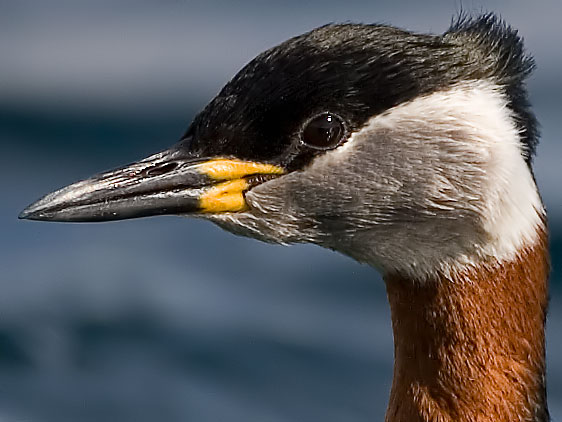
384 224 549 422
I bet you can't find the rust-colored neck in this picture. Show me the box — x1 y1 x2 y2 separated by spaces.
384 230 549 422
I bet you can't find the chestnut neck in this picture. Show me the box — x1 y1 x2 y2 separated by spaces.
384 229 549 422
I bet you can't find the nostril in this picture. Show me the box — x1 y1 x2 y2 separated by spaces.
144 162 179 177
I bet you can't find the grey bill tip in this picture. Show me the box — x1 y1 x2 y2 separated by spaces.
19 149 213 222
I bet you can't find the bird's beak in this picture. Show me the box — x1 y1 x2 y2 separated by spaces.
19 146 285 222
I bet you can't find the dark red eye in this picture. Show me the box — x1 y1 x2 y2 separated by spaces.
301 113 346 150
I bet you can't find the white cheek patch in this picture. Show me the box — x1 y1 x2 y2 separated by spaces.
307 80 544 277
462 86 544 264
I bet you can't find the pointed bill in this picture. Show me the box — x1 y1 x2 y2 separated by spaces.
19 147 284 222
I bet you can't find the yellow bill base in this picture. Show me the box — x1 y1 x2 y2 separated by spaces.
198 159 285 181
197 159 285 213
200 179 249 213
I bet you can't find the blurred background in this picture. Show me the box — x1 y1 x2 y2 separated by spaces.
1 1 561 421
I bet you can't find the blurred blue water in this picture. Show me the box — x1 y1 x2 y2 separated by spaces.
2 2 561 421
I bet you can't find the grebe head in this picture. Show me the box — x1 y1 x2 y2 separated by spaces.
20 14 543 279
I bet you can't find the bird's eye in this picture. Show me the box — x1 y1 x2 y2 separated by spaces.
301 113 346 150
